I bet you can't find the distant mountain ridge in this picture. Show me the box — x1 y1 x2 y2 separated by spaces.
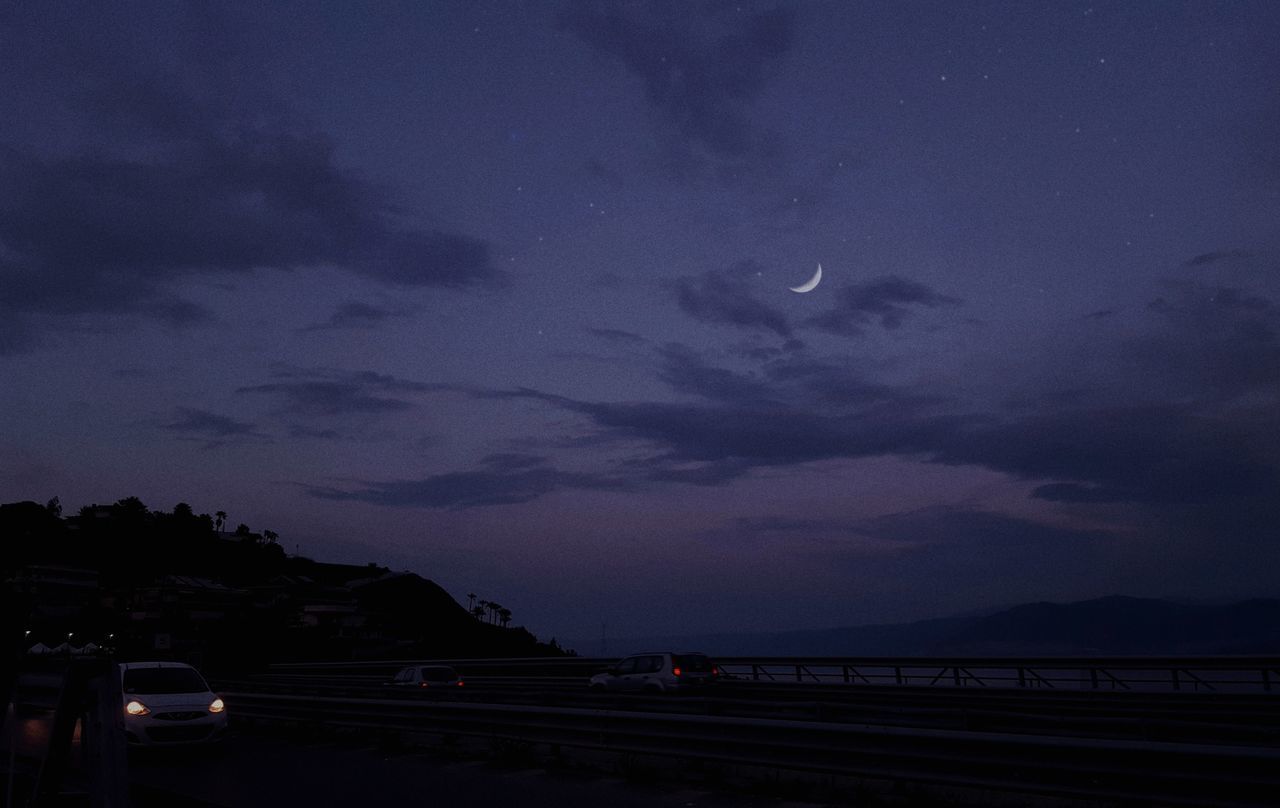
585 596 1280 657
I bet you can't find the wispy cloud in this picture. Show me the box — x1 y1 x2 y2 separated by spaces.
560 2 795 174
163 407 267 449
297 301 416 333
673 262 792 337
237 367 448 416
806 276 961 336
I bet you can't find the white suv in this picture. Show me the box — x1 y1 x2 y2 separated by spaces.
588 652 719 693
119 661 227 746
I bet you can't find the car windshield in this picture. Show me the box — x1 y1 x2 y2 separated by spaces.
421 667 457 682
123 667 209 695
673 654 714 672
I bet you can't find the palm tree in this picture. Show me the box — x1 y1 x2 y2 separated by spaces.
467 592 476 612
476 600 490 622
497 607 512 628
487 602 503 625
263 529 279 543
215 511 227 534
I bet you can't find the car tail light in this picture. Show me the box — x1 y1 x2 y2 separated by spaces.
457 681 464 687
712 666 719 676
419 682 429 688
672 667 682 677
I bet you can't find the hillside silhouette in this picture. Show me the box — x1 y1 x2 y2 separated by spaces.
1 497 565 672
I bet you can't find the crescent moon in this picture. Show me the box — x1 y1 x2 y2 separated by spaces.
789 263 822 293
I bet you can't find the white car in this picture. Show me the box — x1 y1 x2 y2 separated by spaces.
119 661 227 746
588 652 720 694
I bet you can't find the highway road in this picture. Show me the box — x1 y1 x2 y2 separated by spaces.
3 705 844 808
11 656 1280 806
128 731 839 808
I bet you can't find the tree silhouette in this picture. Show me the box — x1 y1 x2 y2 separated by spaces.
215 511 227 533
497 607 512 628
45 497 61 518
114 496 149 522
467 592 476 612
262 529 278 543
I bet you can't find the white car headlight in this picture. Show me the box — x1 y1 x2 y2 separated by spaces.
125 700 150 716
208 697 225 713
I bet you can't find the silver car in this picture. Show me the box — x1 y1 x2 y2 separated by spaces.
120 661 227 746
588 652 719 694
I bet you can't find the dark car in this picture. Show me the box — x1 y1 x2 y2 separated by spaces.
388 665 464 689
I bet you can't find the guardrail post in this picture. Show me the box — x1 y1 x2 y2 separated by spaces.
1172 668 1181 692
895 666 904 685
1090 668 1099 690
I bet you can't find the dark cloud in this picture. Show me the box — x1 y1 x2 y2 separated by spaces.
1184 249 1256 267
673 262 792 336
304 466 623 510
657 343 941 412
626 456 752 487
856 507 1115 547
0 70 499 353
479 453 548 471
933 406 1277 506
1131 282 1280 401
730 337 807 362
561 2 795 165
655 343 780 403
806 276 962 336
518 391 959 468
761 357 936 409
237 367 446 416
163 407 265 449
587 327 648 344
733 515 836 534
287 425 343 440
489 371 1276 512
298 302 415 333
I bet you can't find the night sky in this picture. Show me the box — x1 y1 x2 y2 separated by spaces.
3 2 1279 643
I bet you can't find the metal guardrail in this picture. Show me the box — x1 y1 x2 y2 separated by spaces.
268 655 1280 694
224 690 1280 807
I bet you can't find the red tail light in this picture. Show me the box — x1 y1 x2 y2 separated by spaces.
673 667 682 677
712 666 719 676
457 681 464 687
419 682 429 688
